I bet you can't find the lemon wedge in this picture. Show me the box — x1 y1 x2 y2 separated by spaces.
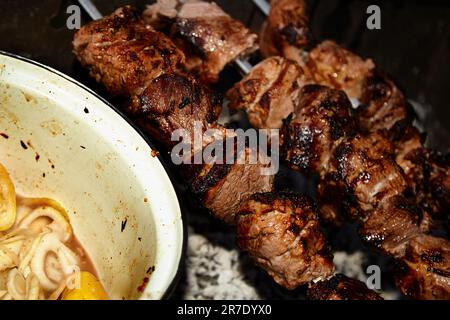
61 272 108 300
0 163 16 231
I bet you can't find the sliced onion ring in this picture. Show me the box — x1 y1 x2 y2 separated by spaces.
7 268 27 300
17 198 72 242
25 273 40 300
0 237 25 271
31 233 79 291
6 268 40 300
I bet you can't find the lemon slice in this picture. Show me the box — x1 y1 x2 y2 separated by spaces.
0 163 16 231
61 272 108 300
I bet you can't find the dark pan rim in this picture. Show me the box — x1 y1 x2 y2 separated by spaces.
0 50 187 300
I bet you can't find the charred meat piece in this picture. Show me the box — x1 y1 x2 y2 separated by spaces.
335 133 407 218
226 57 310 129
281 85 356 176
185 140 274 224
387 124 446 218
358 70 412 132
318 133 405 224
316 172 349 226
422 150 450 218
307 41 411 134
236 192 335 289
144 0 258 83
307 40 375 99
260 0 312 65
390 123 425 195
73 6 184 97
128 73 222 148
142 0 179 30
382 125 449 219
281 85 356 224
360 196 432 259
307 274 383 300
395 234 450 300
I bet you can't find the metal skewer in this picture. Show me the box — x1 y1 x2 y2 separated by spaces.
253 0 270 15
77 0 253 75
78 0 103 20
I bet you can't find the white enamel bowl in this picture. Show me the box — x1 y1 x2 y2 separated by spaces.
0 52 185 300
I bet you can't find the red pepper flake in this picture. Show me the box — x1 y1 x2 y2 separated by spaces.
151 150 159 157
137 277 149 292
0 133 8 139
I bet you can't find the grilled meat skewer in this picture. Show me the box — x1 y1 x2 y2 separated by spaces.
227 0 448 299
73 5 274 224
253 0 450 220
223 0 449 299
280 84 449 299
73 4 382 299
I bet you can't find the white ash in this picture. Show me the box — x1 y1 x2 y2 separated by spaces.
176 226 401 300
181 229 261 300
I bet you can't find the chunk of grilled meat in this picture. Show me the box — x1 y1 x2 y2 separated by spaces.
358 70 412 132
142 0 178 30
387 125 449 218
319 132 419 225
144 0 258 83
227 57 309 129
307 40 375 99
281 85 356 176
307 274 383 300
280 85 450 298
73 5 184 97
316 172 348 226
128 72 222 148
395 234 450 299
335 133 407 219
422 150 450 218
360 196 432 258
308 42 407 130
389 123 425 194
236 192 335 289
260 0 312 65
307 41 410 132
185 140 274 224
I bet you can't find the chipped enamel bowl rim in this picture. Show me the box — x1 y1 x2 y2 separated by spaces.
0 51 185 299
